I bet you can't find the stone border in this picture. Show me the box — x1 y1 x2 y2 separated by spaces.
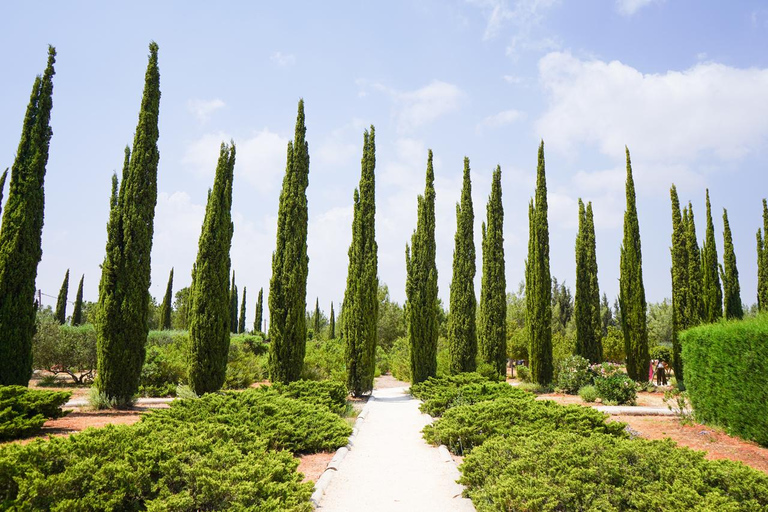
311 397 374 508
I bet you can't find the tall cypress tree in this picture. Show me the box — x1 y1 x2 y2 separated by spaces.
313 297 321 336
254 287 264 333
619 147 649 382
0 47 56 386
701 190 723 323
405 150 438 384
721 209 743 320
669 185 688 383
757 199 768 311
344 127 379 395
95 43 161 404
229 272 238 333
0 169 7 219
189 143 236 394
479 166 507 376
329 301 336 339
526 142 553 385
684 203 704 326
574 199 602 363
239 287 247 334
55 269 70 325
268 99 310 383
71 275 84 326
448 157 477 374
159 268 173 330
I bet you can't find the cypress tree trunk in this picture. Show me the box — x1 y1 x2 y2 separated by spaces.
189 143 236 394
619 147 649 382
329 301 335 339
239 287 247 334
721 209 743 320
268 99 310 383
96 43 161 405
575 200 602 363
159 268 173 330
0 47 56 386
229 272 238 333
669 185 688 383
344 126 379 396
701 190 723 323
526 142 553 385
478 166 506 376
405 150 438 384
71 274 84 326
448 157 477 374
254 287 263 333
55 269 70 324
313 297 321 336
757 199 768 311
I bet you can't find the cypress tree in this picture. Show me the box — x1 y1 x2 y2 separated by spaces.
159 268 173 330
619 147 649 382
71 274 84 326
0 169 7 219
229 272 238 333
254 287 263 333
329 302 335 339
526 142 553 385
268 99 310 383
188 143 236 394
95 43 161 404
448 157 477 374
0 47 56 386
478 166 506 376
721 209 743 320
701 190 723 323
757 199 768 311
343 126 379 395
55 269 70 325
405 150 438 384
239 287 247 334
313 297 321 336
669 185 688 383
574 199 602 363
683 204 704 326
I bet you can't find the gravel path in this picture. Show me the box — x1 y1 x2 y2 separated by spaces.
317 386 475 511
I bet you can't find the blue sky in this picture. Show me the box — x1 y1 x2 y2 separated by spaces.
2 1 768 326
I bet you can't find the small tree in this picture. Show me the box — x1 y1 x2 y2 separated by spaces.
721 208 743 320
239 287 247 334
54 269 70 325
71 275 85 326
159 268 173 330
253 287 264 333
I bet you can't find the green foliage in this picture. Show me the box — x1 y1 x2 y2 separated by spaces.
71 274 84 326
302 337 346 382
424 396 626 455
758 199 768 312
270 379 348 416
619 148 649 382
405 150 439 384
526 143 553 385
650 344 672 364
254 287 264 333
682 315 768 446
230 273 238 333
574 200 602 363
54 269 69 325
32 318 97 384
344 127 378 396
377 285 405 350
602 325 626 362
223 336 268 390
188 143 236 395
329 301 336 339
515 364 531 382
505 285 528 361
412 375 529 417
0 386 70 440
0 47 56 386
459 431 768 512
96 43 161 405
239 286 247 334
721 208 743 320
172 286 191 330
702 189 723 322
479 166 507 377
594 373 637 405
578 384 598 402
269 100 310 384
555 354 593 394
670 185 688 384
448 157 477 374
389 336 411 382
159 268 173 330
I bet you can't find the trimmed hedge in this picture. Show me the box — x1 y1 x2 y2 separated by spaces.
0 386 71 440
682 315 768 446
460 432 768 511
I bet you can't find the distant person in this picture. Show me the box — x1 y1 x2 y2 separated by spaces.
656 359 667 386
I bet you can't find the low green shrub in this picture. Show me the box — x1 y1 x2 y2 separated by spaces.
460 431 768 511
223 338 268 390
389 337 411 382
412 377 530 417
32 319 97 384
375 345 390 376
301 337 346 382
475 362 505 382
650 344 672 364
516 382 548 394
410 372 490 402
578 384 598 402
139 343 187 397
555 355 593 394
515 364 531 382
682 315 768 446
0 386 71 440
270 380 348 416
423 397 626 455
594 373 637 405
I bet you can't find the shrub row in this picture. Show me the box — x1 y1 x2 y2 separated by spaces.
554 356 638 405
682 315 768 446
411 373 529 417
0 386 71 440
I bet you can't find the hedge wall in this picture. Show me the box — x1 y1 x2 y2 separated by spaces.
681 314 768 446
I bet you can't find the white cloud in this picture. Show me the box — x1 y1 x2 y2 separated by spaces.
478 109 525 131
270 51 296 67
187 98 225 123
366 80 464 133
503 74 525 84
536 52 768 163
616 0 662 16
182 129 289 194
466 0 559 57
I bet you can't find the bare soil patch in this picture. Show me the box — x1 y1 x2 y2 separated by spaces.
297 452 335 483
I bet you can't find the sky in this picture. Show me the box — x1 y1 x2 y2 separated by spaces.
2 1 768 327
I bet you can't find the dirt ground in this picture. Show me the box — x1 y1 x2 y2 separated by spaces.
536 390 668 408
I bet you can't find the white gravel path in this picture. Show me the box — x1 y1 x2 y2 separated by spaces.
317 386 475 511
